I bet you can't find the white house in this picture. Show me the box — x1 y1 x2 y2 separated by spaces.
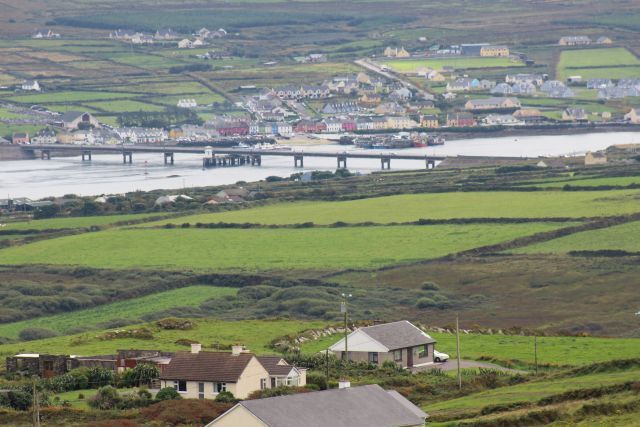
177 99 198 108
21 80 41 91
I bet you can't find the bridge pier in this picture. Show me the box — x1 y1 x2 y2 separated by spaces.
122 152 132 164
426 159 436 170
82 151 92 162
41 150 51 160
294 154 304 168
250 154 262 166
337 154 347 169
163 152 174 165
381 156 391 170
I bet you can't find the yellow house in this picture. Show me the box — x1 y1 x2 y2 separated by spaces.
480 45 510 57
206 384 428 427
396 47 410 58
383 46 397 57
585 151 607 166
159 345 270 399
420 114 439 128
387 116 418 129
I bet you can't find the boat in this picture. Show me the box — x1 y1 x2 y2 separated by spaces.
427 135 445 146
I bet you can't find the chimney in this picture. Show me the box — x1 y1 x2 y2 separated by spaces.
231 345 244 356
338 379 351 389
191 343 202 354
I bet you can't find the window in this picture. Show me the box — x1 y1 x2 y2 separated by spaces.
216 382 226 393
260 378 267 390
393 350 402 362
368 352 378 364
174 380 187 392
418 345 428 358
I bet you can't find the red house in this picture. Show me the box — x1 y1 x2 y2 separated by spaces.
294 120 327 133
446 112 476 127
215 121 249 136
341 120 357 132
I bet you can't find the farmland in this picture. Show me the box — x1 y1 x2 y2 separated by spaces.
385 57 522 73
149 190 640 226
0 223 570 271
1 212 168 231
0 285 237 339
556 47 640 80
514 220 640 254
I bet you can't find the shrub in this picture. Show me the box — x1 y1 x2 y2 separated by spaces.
121 363 160 388
305 372 328 390
421 282 439 291
416 298 436 309
155 318 194 330
155 387 181 402
247 386 311 400
214 391 236 403
141 399 232 425
18 327 58 341
87 367 115 388
88 386 120 410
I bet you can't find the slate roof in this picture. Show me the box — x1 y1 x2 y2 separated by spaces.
359 321 435 350
231 384 427 427
257 356 296 376
159 351 253 382
59 111 86 123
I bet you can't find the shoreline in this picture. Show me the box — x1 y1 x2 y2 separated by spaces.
441 125 640 142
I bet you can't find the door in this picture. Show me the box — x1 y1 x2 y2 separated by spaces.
407 348 413 367
198 382 205 399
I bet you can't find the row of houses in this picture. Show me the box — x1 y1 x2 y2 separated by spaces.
558 36 612 46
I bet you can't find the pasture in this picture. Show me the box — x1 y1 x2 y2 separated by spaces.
149 190 640 226
514 220 640 254
0 285 237 340
556 47 640 80
1 212 167 231
0 223 570 270
0 319 325 361
384 57 522 73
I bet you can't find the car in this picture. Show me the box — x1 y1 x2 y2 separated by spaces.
434 350 449 363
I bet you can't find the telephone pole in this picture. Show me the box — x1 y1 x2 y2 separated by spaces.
32 377 40 427
456 314 462 390
341 293 352 362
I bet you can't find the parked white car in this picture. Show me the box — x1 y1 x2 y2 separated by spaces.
434 350 449 363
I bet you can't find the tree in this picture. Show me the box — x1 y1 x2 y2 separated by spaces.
122 363 160 388
88 386 120 410
33 204 59 220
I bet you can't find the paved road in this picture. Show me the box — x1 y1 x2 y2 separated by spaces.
411 359 527 374
354 58 435 101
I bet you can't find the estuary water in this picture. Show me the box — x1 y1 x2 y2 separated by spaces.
1 131 638 199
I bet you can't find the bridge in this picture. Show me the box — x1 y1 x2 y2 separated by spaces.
24 144 448 170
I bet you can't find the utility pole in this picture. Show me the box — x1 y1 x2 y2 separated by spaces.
456 314 462 390
534 335 538 375
32 377 40 427
341 293 352 362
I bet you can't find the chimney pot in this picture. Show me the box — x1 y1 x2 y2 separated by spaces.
191 343 202 354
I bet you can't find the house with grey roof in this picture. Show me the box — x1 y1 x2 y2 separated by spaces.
52 111 100 130
256 356 306 388
206 383 428 427
329 320 436 368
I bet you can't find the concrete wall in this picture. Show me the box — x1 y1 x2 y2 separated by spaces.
0 145 35 161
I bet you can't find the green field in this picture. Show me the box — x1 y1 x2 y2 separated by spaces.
385 57 522 73
514 220 640 254
2 91 138 104
302 333 640 368
521 175 640 188
0 224 571 271
0 286 237 340
0 319 325 360
1 212 167 231
557 47 640 80
149 191 640 226
83 99 166 113
425 368 640 419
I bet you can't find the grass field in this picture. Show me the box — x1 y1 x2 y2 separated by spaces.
520 175 640 188
149 191 640 226
0 286 237 340
384 57 522 73
2 91 138 104
0 224 571 271
1 213 167 231
302 333 640 368
425 368 640 419
514 220 640 254
557 47 640 80
83 99 166 113
0 319 326 361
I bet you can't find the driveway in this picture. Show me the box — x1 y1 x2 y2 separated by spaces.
411 359 527 374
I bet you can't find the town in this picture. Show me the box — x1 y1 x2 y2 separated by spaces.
1 1 640 426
